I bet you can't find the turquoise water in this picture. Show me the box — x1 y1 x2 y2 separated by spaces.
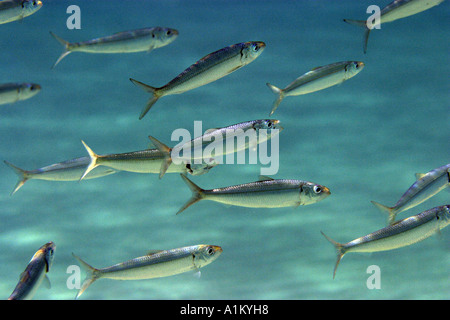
0 0 448 300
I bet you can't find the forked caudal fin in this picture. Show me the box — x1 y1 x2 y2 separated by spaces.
79 140 100 181
371 200 397 226
320 231 346 279
176 174 205 215
3 160 30 196
72 253 100 299
148 135 172 179
343 19 371 54
49 31 72 69
266 83 285 116
129 78 161 120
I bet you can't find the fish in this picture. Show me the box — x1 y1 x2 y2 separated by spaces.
78 140 217 181
8 241 56 300
130 41 266 119
148 119 283 177
0 83 41 105
266 61 364 115
50 27 179 68
371 163 450 225
0 0 42 25
321 205 450 279
4 157 118 195
344 0 445 53
72 244 222 299
176 174 331 215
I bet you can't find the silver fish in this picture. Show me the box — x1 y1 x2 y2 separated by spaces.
0 0 42 25
266 61 364 115
344 0 445 53
72 244 222 299
321 205 450 279
372 163 450 225
8 241 56 300
4 157 118 195
130 41 266 119
0 83 41 105
176 174 331 215
148 119 283 178
78 140 217 181
50 27 179 68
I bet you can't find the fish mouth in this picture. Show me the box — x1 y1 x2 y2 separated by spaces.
357 61 365 69
272 120 284 131
322 186 331 195
212 245 223 253
37 1 43 6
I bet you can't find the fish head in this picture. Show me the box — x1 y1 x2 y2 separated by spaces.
300 182 331 205
22 0 43 16
19 83 41 100
34 241 56 273
251 119 283 132
437 205 450 228
152 27 179 48
193 245 223 268
186 159 218 176
344 61 365 79
241 41 266 63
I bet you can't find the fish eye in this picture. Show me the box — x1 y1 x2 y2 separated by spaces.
251 43 259 52
313 186 322 194
166 30 171 35
267 121 272 128
207 247 215 256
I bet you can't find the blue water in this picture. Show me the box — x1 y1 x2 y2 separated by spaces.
0 0 448 300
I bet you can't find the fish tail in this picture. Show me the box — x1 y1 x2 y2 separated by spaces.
79 140 99 181
129 78 161 120
343 19 371 54
148 135 172 179
320 231 346 279
49 31 72 68
266 83 285 116
177 174 205 215
3 160 30 196
72 253 100 299
371 201 396 225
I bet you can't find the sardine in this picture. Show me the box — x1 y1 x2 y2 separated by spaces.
177 174 331 215
4 157 118 195
0 83 41 105
148 119 283 178
78 140 217 181
72 244 222 299
50 27 179 68
8 241 56 300
344 0 445 53
266 61 364 115
130 41 266 119
0 0 42 25
372 163 450 225
321 205 450 279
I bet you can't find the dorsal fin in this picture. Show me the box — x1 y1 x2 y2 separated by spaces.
415 173 426 180
146 250 164 256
